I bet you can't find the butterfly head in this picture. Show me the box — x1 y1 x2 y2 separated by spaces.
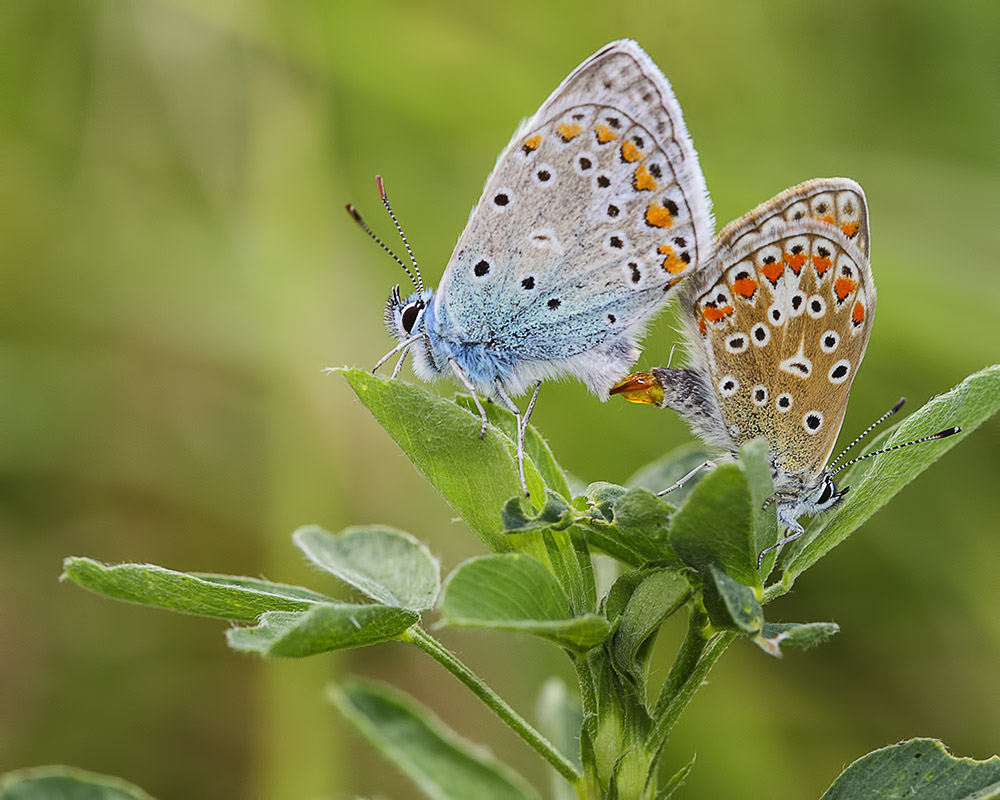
385 285 434 343
776 474 849 530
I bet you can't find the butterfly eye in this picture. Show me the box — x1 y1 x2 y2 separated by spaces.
400 303 421 334
817 480 834 505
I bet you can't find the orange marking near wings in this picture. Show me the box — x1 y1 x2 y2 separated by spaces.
595 124 618 144
522 135 542 152
556 123 581 141
813 255 833 276
784 251 807 274
761 261 784 284
852 301 865 324
632 164 658 191
834 276 858 300
702 304 734 322
732 277 758 298
658 244 687 274
621 140 642 162
645 202 673 228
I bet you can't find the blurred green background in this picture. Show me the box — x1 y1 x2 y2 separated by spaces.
2 0 997 797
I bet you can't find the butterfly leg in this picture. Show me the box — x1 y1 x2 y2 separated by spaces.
494 382 539 498
656 460 715 497
448 359 489 439
756 518 805 569
390 347 410 379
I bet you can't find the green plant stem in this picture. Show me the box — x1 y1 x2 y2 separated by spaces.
403 626 582 786
647 610 735 754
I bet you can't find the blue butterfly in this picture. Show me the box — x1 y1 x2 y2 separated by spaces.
355 40 713 494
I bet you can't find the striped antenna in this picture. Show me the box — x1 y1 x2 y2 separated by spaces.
830 426 960 478
828 397 907 470
376 176 424 294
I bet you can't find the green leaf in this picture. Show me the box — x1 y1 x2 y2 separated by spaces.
739 438 778 576
293 525 440 611
703 566 763 636
192 574 334 604
226 603 418 657
820 738 1000 800
0 766 154 799
610 569 691 685
330 680 539 800
780 365 1000 589
61 558 325 621
536 679 584 800
455 394 572 500
668 463 758 589
338 367 544 551
440 554 610 652
626 443 714 505
505 527 597 616
753 621 839 657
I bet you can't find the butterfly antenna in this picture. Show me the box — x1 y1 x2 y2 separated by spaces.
827 397 907 470
830 425 960 478
345 197 421 294
377 175 424 294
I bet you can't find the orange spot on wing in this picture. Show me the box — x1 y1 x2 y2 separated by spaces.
816 214 835 225
595 124 618 144
852 301 865 325
556 123 581 141
632 164 658 191
657 244 687 274
522 135 542 152
813 255 833 276
702 304 734 322
761 261 784 284
645 202 673 228
841 221 859 237
834 276 858 301
621 140 642 162
732 277 758 298
784 251 807 274
698 318 707 336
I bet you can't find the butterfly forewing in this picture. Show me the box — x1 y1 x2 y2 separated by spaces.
685 187 875 485
436 41 713 392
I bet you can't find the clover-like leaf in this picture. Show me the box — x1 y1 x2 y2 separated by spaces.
330 680 539 800
61 558 326 621
753 621 839 657
293 525 440 611
440 554 609 652
339 367 545 550
820 738 1000 800
669 463 758 589
226 603 417 657
703 566 763 636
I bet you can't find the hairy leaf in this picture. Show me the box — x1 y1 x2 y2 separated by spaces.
294 525 440 611
226 603 417 657
440 554 609 652
62 558 325 621
330 680 539 800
